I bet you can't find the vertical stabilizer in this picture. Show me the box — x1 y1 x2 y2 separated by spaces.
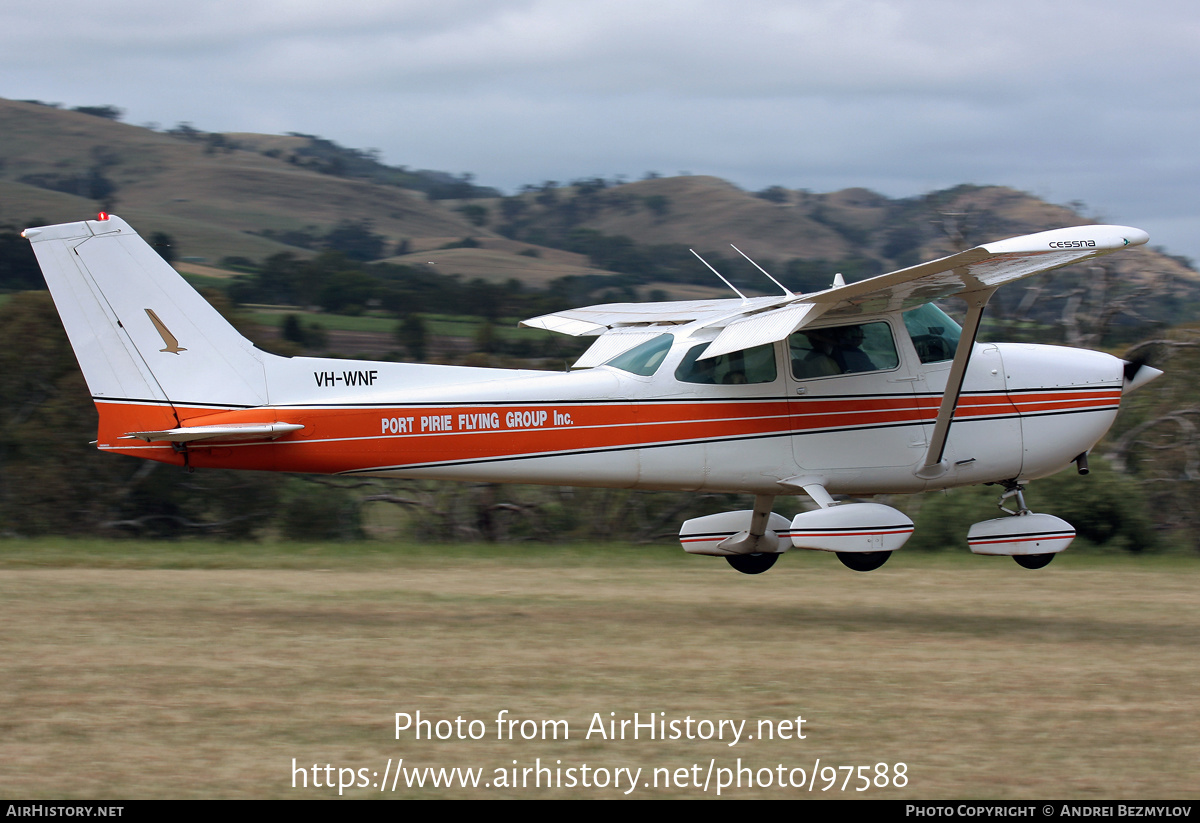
23 215 268 409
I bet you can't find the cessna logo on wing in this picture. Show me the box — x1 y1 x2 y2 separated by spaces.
1049 240 1097 248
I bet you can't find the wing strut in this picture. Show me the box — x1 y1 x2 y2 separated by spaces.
916 288 997 479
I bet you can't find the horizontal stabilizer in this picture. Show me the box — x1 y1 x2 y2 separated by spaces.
121 422 303 443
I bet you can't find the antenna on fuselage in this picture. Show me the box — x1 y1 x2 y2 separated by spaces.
689 248 747 301
730 243 796 297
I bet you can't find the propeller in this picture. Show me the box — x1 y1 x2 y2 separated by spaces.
1122 357 1164 394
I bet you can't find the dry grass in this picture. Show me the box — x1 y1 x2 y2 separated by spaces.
385 246 614 287
1 542 1197 799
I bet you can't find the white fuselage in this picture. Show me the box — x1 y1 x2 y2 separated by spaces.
181 320 1122 497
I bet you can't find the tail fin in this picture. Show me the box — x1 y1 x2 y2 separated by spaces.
23 215 268 410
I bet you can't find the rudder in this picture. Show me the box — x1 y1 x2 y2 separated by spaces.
23 214 268 410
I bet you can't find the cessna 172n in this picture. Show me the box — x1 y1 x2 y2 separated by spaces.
23 214 1160 574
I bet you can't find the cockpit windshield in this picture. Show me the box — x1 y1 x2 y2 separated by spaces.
903 304 962 364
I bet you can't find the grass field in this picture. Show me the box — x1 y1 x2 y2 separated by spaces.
1 539 1197 799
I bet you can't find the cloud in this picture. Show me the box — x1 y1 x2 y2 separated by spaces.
1 0 1196 258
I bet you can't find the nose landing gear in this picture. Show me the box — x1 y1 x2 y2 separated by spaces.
967 481 1075 569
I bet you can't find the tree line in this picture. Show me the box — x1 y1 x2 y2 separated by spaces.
0 202 1196 550
0 281 1190 551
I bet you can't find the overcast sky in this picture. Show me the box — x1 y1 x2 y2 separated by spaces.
3 0 1197 262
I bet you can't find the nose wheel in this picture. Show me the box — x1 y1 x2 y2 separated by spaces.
1013 553 1054 570
1000 486 1056 568
967 481 1073 569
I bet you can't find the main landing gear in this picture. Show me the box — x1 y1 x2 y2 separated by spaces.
1012 553 1055 570
680 487 915 575
725 553 779 574
685 477 1078 574
836 551 892 572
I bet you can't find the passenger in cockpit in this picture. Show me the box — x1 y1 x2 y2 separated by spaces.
830 325 875 373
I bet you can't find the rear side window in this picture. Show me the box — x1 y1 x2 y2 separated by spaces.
675 342 777 384
604 333 674 376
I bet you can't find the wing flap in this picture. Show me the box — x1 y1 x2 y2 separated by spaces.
699 303 831 360
520 296 783 335
572 328 670 368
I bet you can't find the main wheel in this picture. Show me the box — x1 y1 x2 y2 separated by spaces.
1013 553 1055 570
836 551 891 572
725 553 778 575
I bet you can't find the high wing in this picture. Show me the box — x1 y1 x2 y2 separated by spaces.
524 223 1150 478
520 294 791 337
522 224 1150 360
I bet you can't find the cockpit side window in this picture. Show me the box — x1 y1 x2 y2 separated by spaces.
788 321 899 379
902 304 962 364
675 342 777 385
604 333 674 376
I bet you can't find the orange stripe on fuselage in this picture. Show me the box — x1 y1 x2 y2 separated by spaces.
94 399 186 466
91 387 1120 474
1004 389 1122 415
912 389 1119 420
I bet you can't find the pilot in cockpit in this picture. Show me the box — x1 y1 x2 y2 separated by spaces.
804 331 839 376
830 325 875 373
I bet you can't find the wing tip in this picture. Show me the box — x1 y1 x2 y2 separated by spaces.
983 224 1149 255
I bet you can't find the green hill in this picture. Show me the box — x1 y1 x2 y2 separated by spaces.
2 96 1196 325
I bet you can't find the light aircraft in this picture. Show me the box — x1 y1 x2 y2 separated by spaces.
23 214 1160 574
